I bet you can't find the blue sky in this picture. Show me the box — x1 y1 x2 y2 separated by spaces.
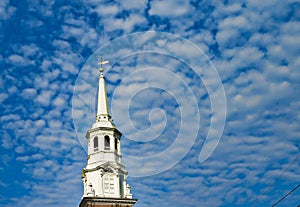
0 0 300 207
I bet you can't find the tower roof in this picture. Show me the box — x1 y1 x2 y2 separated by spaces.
93 57 115 129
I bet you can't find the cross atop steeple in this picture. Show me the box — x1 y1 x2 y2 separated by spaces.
98 57 109 74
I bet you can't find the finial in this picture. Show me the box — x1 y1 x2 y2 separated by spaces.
98 57 109 74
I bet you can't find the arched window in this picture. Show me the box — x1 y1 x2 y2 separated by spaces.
94 136 98 152
104 135 110 150
115 138 118 151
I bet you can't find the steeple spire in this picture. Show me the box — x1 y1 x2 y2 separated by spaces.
80 56 136 205
96 57 110 122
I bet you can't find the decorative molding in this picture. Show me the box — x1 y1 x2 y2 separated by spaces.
86 127 122 139
79 197 138 207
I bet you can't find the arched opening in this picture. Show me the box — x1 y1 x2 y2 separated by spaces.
104 135 110 150
115 138 118 152
94 136 98 152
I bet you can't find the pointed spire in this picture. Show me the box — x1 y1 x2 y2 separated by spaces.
96 57 110 122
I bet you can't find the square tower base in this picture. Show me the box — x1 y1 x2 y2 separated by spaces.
79 197 137 207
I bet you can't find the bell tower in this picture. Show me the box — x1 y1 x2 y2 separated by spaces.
79 58 137 207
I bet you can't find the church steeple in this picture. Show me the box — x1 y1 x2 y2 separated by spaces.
96 58 110 122
80 57 137 207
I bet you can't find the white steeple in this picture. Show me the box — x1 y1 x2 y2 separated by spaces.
96 58 110 122
81 57 133 200
92 58 114 129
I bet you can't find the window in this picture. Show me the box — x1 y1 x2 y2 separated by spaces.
104 174 115 194
94 136 98 152
115 138 118 151
104 135 110 150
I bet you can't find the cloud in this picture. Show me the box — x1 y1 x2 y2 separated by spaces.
0 130 14 149
0 0 15 20
148 0 193 17
7 54 34 67
20 44 40 57
0 93 8 104
120 0 147 10
21 88 37 99
35 90 54 107
0 0 299 207
103 13 147 33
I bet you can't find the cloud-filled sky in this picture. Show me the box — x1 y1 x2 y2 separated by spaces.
1 0 300 206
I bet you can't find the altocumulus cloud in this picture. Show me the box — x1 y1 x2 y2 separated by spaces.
0 0 300 207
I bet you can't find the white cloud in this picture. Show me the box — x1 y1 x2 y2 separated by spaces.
52 39 70 50
148 0 193 17
53 95 66 107
0 130 14 149
95 4 119 16
35 119 46 128
21 88 37 99
7 54 34 66
20 44 39 57
28 0 55 17
0 93 8 104
35 90 53 106
103 13 147 33
16 156 30 162
280 21 300 55
52 51 81 75
1 0 299 206
120 0 147 10
219 15 249 30
0 0 15 20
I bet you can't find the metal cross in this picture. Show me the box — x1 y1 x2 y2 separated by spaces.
98 57 109 73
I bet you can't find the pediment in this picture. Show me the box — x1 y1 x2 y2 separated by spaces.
100 161 127 174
